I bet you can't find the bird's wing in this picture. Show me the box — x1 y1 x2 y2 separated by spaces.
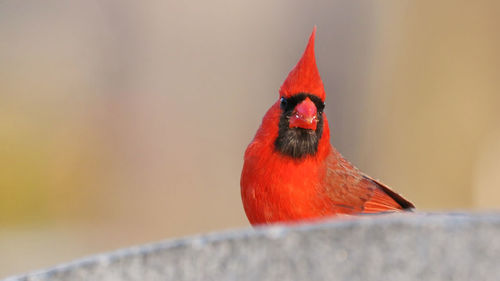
324 150 415 214
361 174 415 213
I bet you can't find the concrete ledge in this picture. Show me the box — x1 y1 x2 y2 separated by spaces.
4 213 500 281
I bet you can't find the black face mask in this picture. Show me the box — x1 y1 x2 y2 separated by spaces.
274 93 325 159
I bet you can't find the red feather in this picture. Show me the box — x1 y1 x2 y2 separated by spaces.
240 27 414 226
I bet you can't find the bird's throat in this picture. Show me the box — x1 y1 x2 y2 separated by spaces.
274 118 324 159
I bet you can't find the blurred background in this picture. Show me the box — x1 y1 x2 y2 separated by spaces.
1 0 499 278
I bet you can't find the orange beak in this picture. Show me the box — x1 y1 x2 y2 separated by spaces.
288 98 318 130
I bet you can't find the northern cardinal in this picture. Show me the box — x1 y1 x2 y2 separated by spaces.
241 27 414 225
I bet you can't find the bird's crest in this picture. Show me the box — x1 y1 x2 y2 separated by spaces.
279 26 326 101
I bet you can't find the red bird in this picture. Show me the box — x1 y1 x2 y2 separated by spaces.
241 27 414 225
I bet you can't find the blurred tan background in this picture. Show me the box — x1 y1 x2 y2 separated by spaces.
1 0 499 278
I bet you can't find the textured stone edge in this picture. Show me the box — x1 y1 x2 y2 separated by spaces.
3 212 500 281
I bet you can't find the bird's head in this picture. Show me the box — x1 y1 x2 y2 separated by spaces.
274 27 328 159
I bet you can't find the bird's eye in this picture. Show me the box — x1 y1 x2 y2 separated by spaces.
280 97 287 109
318 102 326 114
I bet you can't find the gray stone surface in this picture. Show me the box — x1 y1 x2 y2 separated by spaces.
4 213 500 281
